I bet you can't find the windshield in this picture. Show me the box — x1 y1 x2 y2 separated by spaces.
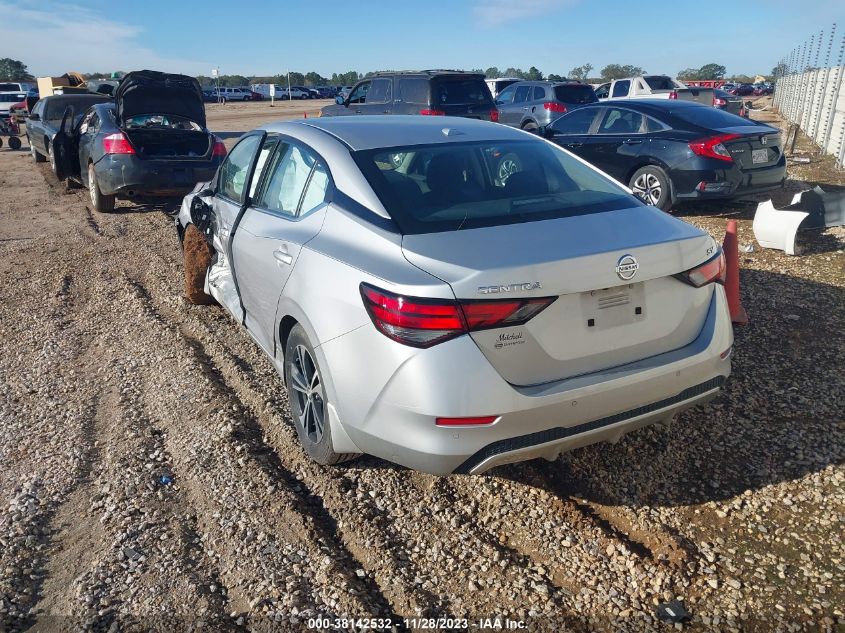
354 140 639 234
553 85 597 104
431 79 492 106
671 106 763 129
643 76 679 90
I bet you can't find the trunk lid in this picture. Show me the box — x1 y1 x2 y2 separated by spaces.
115 70 206 128
402 206 716 386
721 127 782 170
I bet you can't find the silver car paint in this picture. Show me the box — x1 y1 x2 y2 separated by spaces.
178 116 732 474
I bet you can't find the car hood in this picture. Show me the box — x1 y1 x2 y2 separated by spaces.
115 70 205 128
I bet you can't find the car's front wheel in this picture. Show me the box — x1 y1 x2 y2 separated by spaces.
88 163 115 212
630 165 672 211
284 324 357 466
521 120 539 134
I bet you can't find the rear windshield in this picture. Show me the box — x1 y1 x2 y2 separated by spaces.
553 85 597 104
643 76 677 90
0 93 25 103
353 140 639 234
431 79 492 106
44 96 110 121
0 83 22 92
671 106 762 129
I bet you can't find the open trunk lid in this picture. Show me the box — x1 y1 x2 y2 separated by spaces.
402 206 717 386
115 70 205 128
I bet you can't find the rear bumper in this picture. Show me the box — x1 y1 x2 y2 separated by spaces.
673 156 786 201
320 287 733 475
94 154 222 197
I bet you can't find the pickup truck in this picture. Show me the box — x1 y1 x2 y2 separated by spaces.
594 75 715 106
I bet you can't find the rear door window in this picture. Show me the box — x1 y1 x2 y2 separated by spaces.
553 85 598 104
531 86 547 101
397 77 429 104
611 81 630 98
258 143 325 217
598 108 645 134
514 85 531 103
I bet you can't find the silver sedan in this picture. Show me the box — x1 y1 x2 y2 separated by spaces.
176 116 732 475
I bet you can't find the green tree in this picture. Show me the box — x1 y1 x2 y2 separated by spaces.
771 61 788 78
547 73 566 81
600 64 645 80
304 71 326 86
568 63 593 81
697 63 726 80
676 68 700 81
484 66 500 78
526 66 543 81
0 58 33 81
503 67 525 79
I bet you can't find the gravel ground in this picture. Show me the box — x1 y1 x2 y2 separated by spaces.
0 103 842 632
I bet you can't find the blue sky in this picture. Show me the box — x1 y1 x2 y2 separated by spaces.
1 0 842 78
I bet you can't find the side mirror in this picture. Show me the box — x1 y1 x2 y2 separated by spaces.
539 126 554 139
27 113 39 121
335 95 345 105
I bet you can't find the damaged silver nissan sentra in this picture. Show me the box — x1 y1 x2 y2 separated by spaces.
176 115 733 475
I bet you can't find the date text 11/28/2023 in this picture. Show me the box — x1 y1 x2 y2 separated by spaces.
306 616 528 630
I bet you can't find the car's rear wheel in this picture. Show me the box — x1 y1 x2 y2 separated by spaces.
284 324 357 466
182 223 215 305
88 163 115 212
522 120 539 134
29 138 45 162
8 136 21 150
630 165 672 211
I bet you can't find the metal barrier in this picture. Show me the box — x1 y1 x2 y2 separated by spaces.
773 24 845 169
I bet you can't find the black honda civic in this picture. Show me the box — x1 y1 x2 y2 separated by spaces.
542 99 785 211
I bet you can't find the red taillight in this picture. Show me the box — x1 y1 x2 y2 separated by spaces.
668 90 678 100
102 132 135 155
419 109 445 116
212 136 227 156
713 97 726 107
688 133 739 162
543 102 567 113
489 108 499 122
436 416 498 427
360 283 555 348
676 250 726 287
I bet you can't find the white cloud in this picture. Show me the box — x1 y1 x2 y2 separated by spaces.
472 0 580 28
0 1 211 76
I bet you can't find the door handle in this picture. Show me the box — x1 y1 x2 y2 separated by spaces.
567 142 583 148
623 139 643 145
273 247 293 265
355 109 362 114
522 106 529 110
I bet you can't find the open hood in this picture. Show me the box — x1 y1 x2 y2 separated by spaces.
115 70 205 128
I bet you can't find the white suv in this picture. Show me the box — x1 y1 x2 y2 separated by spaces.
215 87 251 102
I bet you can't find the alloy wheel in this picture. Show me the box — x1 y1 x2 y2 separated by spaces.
497 158 520 185
632 173 662 206
288 345 325 444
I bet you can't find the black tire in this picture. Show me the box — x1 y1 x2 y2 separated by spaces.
88 163 115 213
0 137 4 148
48 142 59 178
521 120 539 133
182 224 215 305
284 324 358 466
29 137 45 162
629 165 672 211
8 136 21 150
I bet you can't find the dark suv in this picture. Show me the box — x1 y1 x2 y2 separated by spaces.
495 80 597 132
319 70 497 121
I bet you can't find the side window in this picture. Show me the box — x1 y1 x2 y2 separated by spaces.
367 79 392 104
496 85 516 104
551 108 598 135
599 108 645 134
79 109 96 134
259 143 319 217
532 86 547 101
397 77 429 104
594 84 610 99
348 81 371 104
611 80 630 98
514 85 531 103
219 134 262 203
645 116 665 133
299 162 330 215
248 137 278 198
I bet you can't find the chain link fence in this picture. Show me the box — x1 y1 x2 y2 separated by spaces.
773 24 845 169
